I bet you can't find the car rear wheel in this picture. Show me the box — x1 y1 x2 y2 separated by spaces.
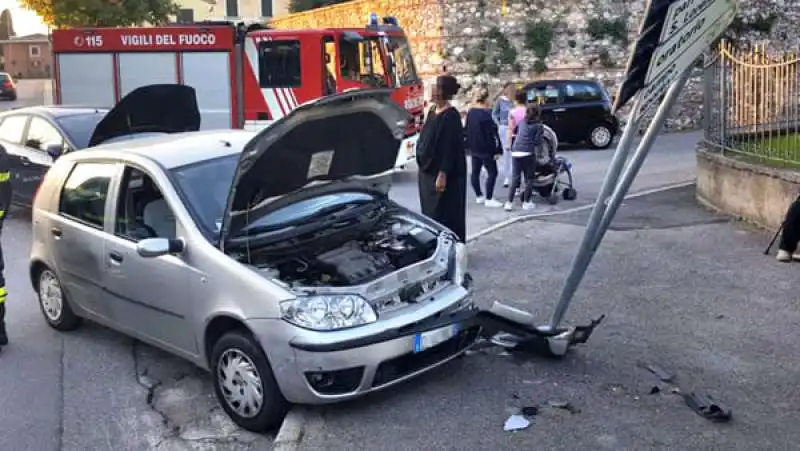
587 124 614 149
211 330 288 432
37 267 82 331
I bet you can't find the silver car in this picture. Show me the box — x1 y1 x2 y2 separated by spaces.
29 87 476 431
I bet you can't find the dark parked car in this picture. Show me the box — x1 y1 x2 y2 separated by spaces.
521 79 619 149
0 72 17 101
0 85 201 206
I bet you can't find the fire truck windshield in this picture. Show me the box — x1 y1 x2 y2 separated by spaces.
338 34 419 89
385 36 419 87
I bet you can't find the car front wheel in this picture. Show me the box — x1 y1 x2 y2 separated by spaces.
587 124 614 149
211 330 289 432
37 267 81 331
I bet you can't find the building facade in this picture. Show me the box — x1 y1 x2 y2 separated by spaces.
175 0 290 23
0 33 51 79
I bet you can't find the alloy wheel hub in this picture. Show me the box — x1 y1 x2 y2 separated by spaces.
217 349 264 418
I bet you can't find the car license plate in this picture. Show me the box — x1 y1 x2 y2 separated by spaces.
413 324 459 353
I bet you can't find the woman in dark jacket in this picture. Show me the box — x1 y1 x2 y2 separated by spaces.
416 75 467 242
465 87 503 207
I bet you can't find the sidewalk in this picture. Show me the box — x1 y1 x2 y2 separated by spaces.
295 185 799 450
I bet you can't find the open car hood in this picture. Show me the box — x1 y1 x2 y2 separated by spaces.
88 84 201 147
220 88 410 246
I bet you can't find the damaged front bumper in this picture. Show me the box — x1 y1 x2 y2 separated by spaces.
254 289 603 405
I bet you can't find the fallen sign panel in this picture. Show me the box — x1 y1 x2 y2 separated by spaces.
645 0 737 85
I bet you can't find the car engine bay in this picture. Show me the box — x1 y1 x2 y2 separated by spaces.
251 216 442 287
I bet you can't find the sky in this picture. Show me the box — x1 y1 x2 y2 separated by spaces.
0 0 47 36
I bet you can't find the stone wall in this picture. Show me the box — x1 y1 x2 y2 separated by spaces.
270 0 445 75
271 0 800 132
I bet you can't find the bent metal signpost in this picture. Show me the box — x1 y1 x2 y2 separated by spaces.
545 0 736 331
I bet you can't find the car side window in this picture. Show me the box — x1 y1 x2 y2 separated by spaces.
0 115 29 144
25 117 66 152
115 166 177 241
527 84 560 104
563 83 603 103
59 162 116 229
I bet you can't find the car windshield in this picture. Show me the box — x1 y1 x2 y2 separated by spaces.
239 192 377 235
56 112 107 148
170 154 239 239
386 36 418 87
171 153 379 241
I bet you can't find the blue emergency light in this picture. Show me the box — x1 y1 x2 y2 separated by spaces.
368 13 379 26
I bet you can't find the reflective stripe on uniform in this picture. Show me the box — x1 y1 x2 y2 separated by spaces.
0 171 9 182
0 286 6 303
0 210 5 219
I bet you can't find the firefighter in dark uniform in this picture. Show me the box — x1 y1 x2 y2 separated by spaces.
0 142 11 347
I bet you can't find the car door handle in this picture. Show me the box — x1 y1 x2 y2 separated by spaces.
109 251 123 264
553 108 566 112
50 227 62 239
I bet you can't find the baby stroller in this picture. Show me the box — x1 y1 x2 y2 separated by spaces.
529 132 577 205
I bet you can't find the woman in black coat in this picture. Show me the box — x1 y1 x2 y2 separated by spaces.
415 75 467 242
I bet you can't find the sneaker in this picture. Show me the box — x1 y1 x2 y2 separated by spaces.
522 201 536 211
777 249 792 262
504 202 513 211
484 198 503 207
476 196 485 204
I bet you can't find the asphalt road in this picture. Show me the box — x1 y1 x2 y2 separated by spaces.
0 79 50 110
0 131 700 450
298 186 798 450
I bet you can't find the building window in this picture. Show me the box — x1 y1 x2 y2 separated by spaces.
177 8 194 23
226 0 238 17
258 40 301 87
261 0 272 17
29 45 41 58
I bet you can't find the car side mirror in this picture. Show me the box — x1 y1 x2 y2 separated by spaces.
45 143 62 160
136 237 185 258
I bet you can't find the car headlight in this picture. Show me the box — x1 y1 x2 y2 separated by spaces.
279 294 377 331
451 242 468 286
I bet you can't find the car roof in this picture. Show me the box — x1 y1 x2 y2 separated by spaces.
524 79 601 86
76 129 254 169
0 105 108 120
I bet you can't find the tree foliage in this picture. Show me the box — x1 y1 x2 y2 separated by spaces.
289 0 352 14
20 0 180 28
0 10 15 40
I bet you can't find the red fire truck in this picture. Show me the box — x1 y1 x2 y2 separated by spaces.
50 16 425 167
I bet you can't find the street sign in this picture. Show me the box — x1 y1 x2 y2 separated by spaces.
613 0 677 113
551 0 738 331
645 0 737 84
632 3 735 121
612 0 736 115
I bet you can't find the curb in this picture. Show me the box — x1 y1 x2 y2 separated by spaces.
271 179 695 449
273 407 312 451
